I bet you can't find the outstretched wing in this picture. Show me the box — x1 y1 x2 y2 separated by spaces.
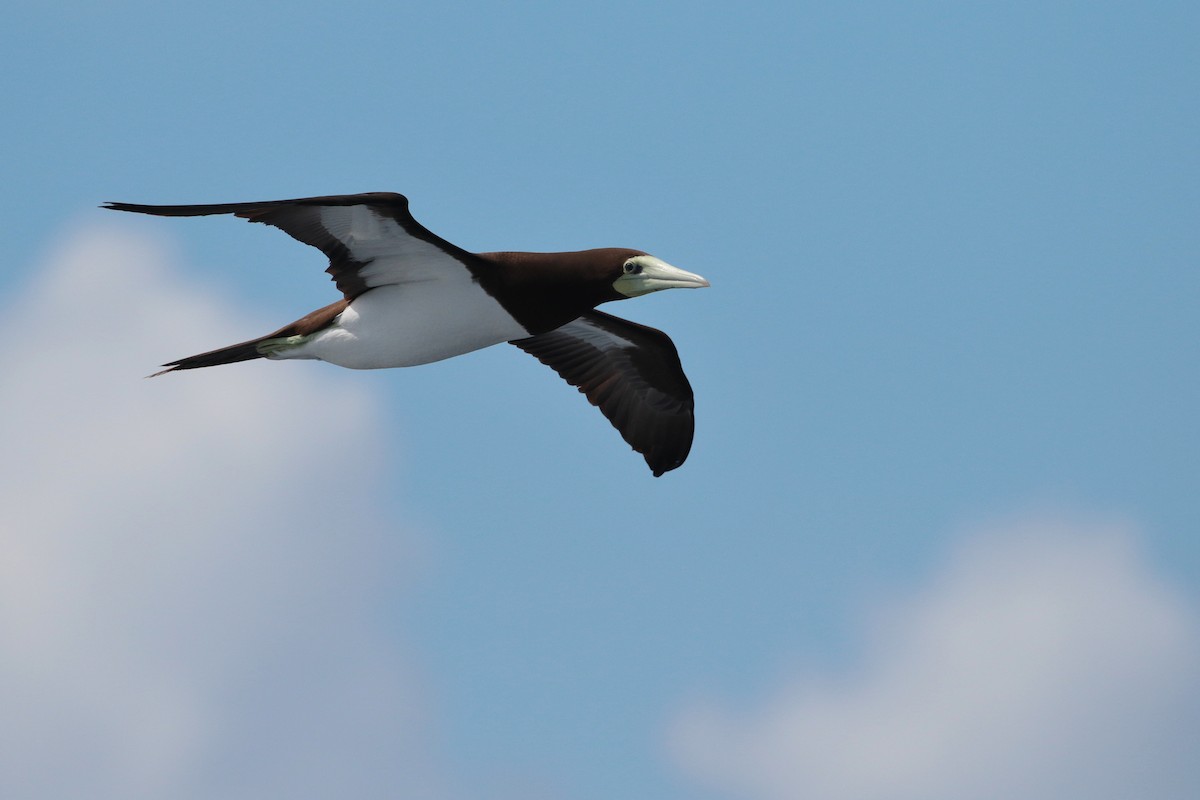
511 310 695 476
104 192 487 299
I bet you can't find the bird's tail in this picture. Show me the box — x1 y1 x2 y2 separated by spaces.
147 298 349 378
148 337 270 377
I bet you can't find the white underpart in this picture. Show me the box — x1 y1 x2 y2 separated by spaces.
268 205 530 369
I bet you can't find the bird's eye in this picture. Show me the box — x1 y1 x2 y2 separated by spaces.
624 261 643 275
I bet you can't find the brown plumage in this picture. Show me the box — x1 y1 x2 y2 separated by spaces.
107 192 708 475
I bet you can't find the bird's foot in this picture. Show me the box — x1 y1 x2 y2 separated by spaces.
256 334 309 359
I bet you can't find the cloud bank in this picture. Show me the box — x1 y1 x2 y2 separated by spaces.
9 225 1197 800
669 518 1200 800
0 226 445 799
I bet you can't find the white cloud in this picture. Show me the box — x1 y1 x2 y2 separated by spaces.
0 226 447 799
668 518 1200 800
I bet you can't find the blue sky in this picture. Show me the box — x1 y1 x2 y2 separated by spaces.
2 2 1198 798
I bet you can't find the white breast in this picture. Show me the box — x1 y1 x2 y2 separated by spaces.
283 280 530 370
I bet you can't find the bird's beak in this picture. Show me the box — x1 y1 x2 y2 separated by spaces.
614 257 710 297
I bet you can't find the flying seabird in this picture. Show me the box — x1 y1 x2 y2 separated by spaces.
104 192 709 476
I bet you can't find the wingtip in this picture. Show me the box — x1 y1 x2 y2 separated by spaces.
647 454 686 477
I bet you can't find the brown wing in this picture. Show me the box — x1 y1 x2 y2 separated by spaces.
511 310 695 476
104 192 487 299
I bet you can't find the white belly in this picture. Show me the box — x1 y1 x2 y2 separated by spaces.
281 282 530 369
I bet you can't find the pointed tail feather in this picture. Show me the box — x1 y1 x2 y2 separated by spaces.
147 298 350 378
148 337 267 377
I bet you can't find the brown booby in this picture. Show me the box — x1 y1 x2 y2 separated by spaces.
104 193 709 476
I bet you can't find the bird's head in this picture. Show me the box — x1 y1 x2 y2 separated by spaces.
612 254 710 298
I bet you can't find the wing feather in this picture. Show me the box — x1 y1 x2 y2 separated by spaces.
511 310 695 476
104 192 486 299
